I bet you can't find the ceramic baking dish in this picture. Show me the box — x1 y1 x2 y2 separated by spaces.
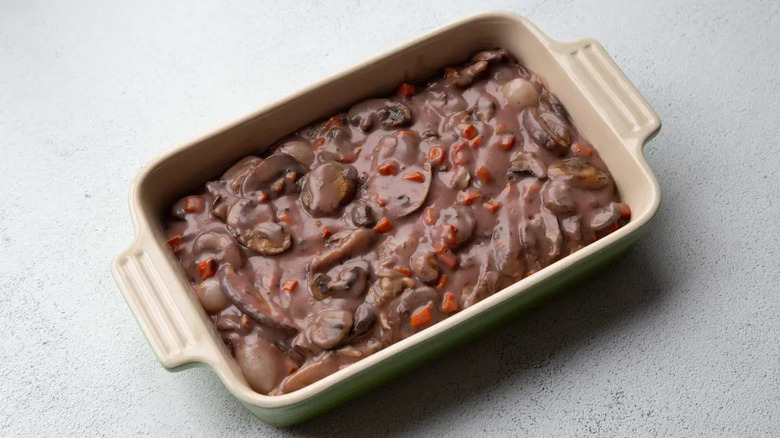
111 12 660 426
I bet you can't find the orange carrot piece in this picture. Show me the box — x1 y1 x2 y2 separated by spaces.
428 147 445 165
396 268 412 276
436 274 448 291
373 217 393 233
184 196 204 213
499 135 516 150
423 207 437 226
377 198 388 207
398 83 416 97
257 192 268 203
282 279 298 292
437 249 459 269
313 138 325 149
323 116 343 130
572 143 593 157
462 124 478 140
484 201 502 213
166 234 182 251
443 225 457 245
442 292 458 313
494 123 508 134
378 161 397 176
410 305 432 328
403 171 425 183
470 135 483 148
618 203 632 220
321 227 333 239
278 210 292 223
198 258 217 281
459 190 481 205
476 165 492 183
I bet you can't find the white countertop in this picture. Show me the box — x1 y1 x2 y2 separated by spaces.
2 0 778 436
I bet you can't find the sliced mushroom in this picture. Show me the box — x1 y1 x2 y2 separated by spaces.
588 202 621 231
490 183 524 277
542 179 576 214
379 101 413 128
241 153 306 196
523 108 571 156
507 152 547 180
281 353 346 394
376 272 416 300
462 271 500 308
192 231 245 267
226 200 292 255
548 157 611 190
307 310 353 350
300 162 359 217
278 139 315 168
233 334 298 394
472 48 508 63
309 265 369 301
205 181 235 220
540 207 563 263
451 60 489 87
435 206 476 248
501 78 539 108
195 277 231 313
366 162 432 218
349 202 380 228
310 228 375 274
221 156 263 193
541 90 568 121
219 265 288 329
350 303 377 339
410 250 441 283
474 94 497 122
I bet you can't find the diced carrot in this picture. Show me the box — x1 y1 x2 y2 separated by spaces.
461 124 478 140
198 258 217 280
470 135 483 148
282 280 299 292
321 227 333 239
484 201 502 213
373 217 393 233
494 123 508 134
499 135 516 150
428 147 445 165
184 196 204 213
410 305 432 328
314 220 322 227
572 143 593 157
314 138 325 149
436 249 459 269
378 161 397 176
433 243 447 254
527 181 542 194
443 225 457 245
166 234 182 251
286 171 298 182
398 83 416 97
278 210 292 223
377 198 388 207
257 192 268 203
476 165 492 183
403 171 425 183
436 275 448 291
423 207 437 226
396 129 417 138
459 190 481 205
618 203 632 220
324 116 343 131
442 292 458 313
396 268 412 276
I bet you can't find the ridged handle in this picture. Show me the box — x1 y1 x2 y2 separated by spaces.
113 245 201 369
561 39 661 151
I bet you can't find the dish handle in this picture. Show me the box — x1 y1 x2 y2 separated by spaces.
112 241 211 370
556 39 661 154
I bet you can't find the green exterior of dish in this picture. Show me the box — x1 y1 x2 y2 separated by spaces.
237 222 649 426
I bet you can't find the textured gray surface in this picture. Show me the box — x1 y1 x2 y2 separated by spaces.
1 0 779 436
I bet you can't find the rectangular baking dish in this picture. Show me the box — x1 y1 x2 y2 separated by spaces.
111 12 661 426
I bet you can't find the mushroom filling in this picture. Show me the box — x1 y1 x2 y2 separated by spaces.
164 48 629 395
